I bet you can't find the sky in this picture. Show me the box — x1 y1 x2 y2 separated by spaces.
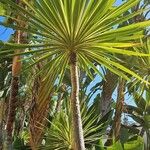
0 17 14 41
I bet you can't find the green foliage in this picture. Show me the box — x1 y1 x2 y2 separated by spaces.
0 57 11 98
123 89 150 150
13 135 30 150
0 0 150 149
107 141 123 150
124 136 144 150
128 91 150 130
44 111 72 150
0 0 150 92
44 97 113 150
127 38 150 96
0 2 6 15
107 137 144 150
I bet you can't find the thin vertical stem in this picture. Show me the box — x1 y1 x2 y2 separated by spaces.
6 77 19 148
100 70 117 116
105 78 125 146
113 78 125 141
70 52 85 150
0 99 5 150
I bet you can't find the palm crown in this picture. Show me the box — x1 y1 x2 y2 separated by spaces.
0 0 150 84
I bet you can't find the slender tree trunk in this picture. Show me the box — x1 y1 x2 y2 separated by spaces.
5 1 27 147
55 93 64 114
146 131 150 150
113 79 125 141
0 99 5 150
70 52 85 150
6 30 22 149
100 70 117 116
6 77 19 149
105 79 125 146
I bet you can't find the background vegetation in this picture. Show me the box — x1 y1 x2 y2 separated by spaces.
0 0 150 150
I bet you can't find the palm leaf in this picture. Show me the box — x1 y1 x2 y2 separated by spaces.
0 0 150 108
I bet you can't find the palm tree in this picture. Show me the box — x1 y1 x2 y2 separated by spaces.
125 38 150 150
28 63 53 150
0 55 12 150
112 78 125 142
4 0 27 147
1 0 150 149
100 70 118 116
126 34 150 96
123 90 150 150
44 91 110 150
5 30 22 149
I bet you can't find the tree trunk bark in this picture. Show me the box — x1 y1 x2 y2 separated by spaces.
6 29 22 149
70 52 85 150
113 79 125 141
0 99 5 150
100 70 117 116
105 79 125 146
6 76 19 149
5 1 27 147
55 93 64 114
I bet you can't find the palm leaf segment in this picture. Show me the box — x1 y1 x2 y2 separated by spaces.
1 0 150 87
127 38 150 95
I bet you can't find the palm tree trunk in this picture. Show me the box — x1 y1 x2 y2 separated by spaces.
5 1 27 147
146 131 150 150
29 96 50 150
6 77 19 149
105 79 125 146
0 99 5 150
70 52 85 150
55 93 64 114
6 30 22 149
100 70 117 116
113 79 125 141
